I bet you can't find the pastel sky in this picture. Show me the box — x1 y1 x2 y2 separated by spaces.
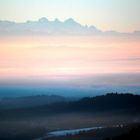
0 36 140 86
0 0 140 87
0 0 140 32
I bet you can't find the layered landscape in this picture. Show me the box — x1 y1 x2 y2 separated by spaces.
0 93 140 140
0 0 140 139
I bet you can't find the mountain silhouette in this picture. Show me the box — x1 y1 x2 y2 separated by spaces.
0 17 139 36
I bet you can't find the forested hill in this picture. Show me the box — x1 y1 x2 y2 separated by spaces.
45 93 140 113
78 93 140 111
0 93 140 114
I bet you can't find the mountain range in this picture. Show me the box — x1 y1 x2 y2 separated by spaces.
0 17 139 36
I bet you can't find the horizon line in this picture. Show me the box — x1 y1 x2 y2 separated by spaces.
0 17 140 34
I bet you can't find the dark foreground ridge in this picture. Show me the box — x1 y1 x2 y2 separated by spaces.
103 125 140 140
0 93 140 113
27 93 140 114
0 93 140 140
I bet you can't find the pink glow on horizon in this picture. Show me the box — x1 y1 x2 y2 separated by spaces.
0 36 140 80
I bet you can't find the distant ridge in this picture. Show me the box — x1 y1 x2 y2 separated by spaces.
0 93 140 112
0 17 139 36
44 93 140 114
0 95 66 109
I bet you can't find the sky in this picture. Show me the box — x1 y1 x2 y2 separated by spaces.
0 36 140 87
0 0 140 89
0 0 140 32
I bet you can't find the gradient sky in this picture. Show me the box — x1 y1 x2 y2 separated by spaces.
0 0 140 87
0 0 140 32
0 36 140 86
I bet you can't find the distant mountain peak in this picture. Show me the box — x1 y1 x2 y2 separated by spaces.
65 18 74 21
0 17 139 36
38 17 48 23
54 18 60 22
54 18 62 24
65 18 77 23
64 18 81 27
